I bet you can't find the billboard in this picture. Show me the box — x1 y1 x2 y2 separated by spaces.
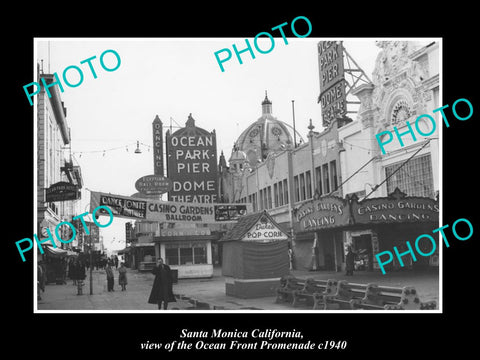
90 191 251 224
166 114 218 203
318 41 346 127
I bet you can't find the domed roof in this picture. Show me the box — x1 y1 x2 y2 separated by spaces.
233 92 303 168
228 146 247 163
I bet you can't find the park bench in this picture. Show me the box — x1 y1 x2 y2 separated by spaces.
292 279 339 310
275 275 307 304
323 280 370 310
350 284 436 310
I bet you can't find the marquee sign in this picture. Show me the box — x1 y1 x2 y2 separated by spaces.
166 114 218 203
294 196 350 232
318 41 347 127
90 191 251 224
351 188 439 224
45 181 80 202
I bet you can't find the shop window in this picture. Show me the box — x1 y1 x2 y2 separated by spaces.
179 247 193 265
274 183 278 207
306 170 312 199
283 179 289 204
193 246 207 264
300 173 306 201
323 164 330 194
315 166 322 196
385 154 434 198
330 160 338 192
165 247 179 266
278 181 283 206
267 186 272 209
294 175 300 202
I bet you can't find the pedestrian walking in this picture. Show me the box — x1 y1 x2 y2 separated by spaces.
114 255 119 269
69 258 77 286
76 260 86 295
148 258 176 310
106 263 114 292
37 261 46 300
345 245 356 276
118 262 127 291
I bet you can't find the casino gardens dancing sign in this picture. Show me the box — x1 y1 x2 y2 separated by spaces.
294 196 349 232
293 188 439 232
350 188 439 224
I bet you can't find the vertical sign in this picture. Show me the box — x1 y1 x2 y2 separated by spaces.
166 114 218 203
153 115 163 175
318 41 346 127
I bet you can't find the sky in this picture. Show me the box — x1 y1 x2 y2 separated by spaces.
34 37 389 253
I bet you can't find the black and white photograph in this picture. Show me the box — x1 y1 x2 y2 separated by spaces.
31 37 442 313
8 7 479 358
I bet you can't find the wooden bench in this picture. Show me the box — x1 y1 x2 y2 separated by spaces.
292 279 339 309
275 275 307 304
350 284 437 310
323 280 370 310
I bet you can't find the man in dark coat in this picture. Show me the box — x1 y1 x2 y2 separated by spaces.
345 246 356 276
148 258 176 309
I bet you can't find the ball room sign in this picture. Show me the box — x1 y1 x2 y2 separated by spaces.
90 191 251 224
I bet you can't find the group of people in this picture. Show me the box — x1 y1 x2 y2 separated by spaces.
104 257 175 310
105 262 128 292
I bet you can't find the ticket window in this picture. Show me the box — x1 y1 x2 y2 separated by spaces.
351 234 373 271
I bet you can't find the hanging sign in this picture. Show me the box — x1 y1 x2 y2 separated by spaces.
45 181 80 202
90 191 251 224
135 174 172 195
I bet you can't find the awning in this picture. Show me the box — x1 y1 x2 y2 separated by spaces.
117 247 133 254
43 245 68 258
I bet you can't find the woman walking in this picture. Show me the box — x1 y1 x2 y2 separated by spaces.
148 258 176 310
118 262 128 291
106 263 114 292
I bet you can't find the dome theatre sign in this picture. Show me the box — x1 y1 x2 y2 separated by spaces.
317 41 347 127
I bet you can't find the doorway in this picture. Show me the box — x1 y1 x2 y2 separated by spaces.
351 233 373 271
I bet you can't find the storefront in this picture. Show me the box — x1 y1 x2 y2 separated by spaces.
39 244 74 284
221 210 290 298
293 188 439 273
154 227 219 279
293 195 350 271
348 188 439 272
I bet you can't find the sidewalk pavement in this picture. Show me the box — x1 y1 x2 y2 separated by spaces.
37 266 439 311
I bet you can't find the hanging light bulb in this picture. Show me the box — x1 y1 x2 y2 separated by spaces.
135 141 142 154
